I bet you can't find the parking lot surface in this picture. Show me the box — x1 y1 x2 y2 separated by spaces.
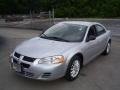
0 28 120 90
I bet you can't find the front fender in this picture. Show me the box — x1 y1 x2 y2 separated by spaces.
63 48 84 72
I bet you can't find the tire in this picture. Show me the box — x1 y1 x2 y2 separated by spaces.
65 56 81 81
102 42 111 55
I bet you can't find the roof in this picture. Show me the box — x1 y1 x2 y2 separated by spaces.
60 21 99 26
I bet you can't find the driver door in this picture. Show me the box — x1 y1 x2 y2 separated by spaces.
84 25 99 64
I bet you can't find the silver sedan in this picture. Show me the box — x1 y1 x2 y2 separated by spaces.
10 21 112 81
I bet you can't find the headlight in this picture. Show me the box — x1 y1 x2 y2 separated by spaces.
38 55 64 64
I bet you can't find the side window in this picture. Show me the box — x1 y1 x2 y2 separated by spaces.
86 25 97 41
95 25 106 36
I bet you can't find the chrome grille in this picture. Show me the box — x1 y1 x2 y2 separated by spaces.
21 63 30 68
14 52 36 62
14 52 20 58
13 58 18 64
23 56 36 62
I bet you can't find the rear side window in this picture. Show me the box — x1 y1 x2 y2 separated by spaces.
95 25 106 36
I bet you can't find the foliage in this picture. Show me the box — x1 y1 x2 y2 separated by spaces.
0 0 120 18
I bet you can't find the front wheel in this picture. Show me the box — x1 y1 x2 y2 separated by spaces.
65 56 81 81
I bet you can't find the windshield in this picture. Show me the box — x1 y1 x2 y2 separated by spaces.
40 23 87 42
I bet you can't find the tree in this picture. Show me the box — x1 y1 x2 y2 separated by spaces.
0 0 120 18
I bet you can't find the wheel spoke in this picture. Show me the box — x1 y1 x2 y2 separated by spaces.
70 60 80 78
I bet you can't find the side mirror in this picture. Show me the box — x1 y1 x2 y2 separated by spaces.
87 35 96 42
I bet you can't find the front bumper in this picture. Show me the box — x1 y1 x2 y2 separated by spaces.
10 56 66 80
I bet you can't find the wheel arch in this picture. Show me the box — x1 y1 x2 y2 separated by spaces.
108 39 111 43
73 53 83 68
64 52 84 81
66 52 84 69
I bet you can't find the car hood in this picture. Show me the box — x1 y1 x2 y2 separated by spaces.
15 37 77 58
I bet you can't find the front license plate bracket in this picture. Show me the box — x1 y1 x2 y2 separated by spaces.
12 63 21 72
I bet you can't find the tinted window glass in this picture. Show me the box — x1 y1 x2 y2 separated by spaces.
95 25 106 36
86 25 97 41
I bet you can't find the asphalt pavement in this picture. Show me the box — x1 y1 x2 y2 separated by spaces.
0 27 120 90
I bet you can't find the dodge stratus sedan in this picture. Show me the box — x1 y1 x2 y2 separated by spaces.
10 21 112 81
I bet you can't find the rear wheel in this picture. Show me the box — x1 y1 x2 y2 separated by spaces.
65 56 81 81
102 42 111 55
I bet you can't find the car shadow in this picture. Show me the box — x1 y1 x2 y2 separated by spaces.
0 36 6 48
11 72 69 85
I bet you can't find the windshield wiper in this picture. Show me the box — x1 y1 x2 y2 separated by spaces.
47 36 70 42
40 34 70 42
40 33 49 38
